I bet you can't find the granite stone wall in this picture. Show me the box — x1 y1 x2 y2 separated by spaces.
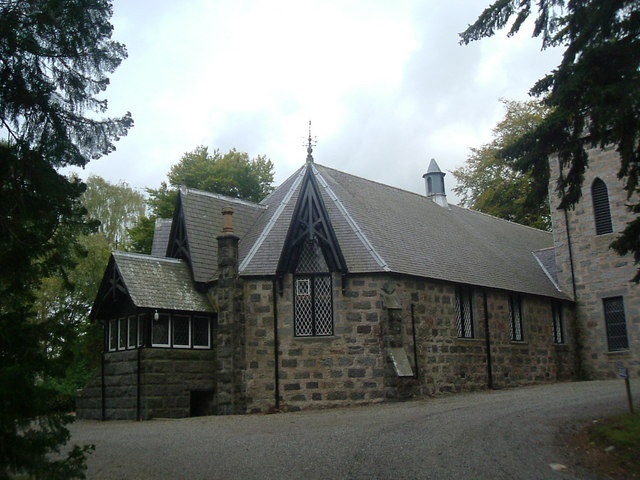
139 348 216 419
549 146 639 379
76 348 216 420
241 273 576 414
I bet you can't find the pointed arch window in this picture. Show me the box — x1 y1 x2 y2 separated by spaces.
592 178 613 235
294 237 333 336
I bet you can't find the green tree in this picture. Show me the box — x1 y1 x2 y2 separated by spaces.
34 176 145 411
82 175 146 248
0 0 131 477
128 146 275 253
452 99 551 230
460 1 640 280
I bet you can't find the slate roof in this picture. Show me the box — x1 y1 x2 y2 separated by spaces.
112 251 213 312
151 218 172 257
178 188 265 283
237 162 568 300
532 247 560 291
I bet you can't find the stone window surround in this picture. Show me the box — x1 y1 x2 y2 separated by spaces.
293 273 334 337
455 285 475 339
602 296 630 352
509 294 525 342
552 301 565 345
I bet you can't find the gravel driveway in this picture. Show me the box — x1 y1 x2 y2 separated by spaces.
69 379 638 480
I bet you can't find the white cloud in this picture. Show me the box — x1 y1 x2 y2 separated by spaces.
71 0 562 206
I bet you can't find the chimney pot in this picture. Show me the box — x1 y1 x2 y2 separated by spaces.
222 207 234 233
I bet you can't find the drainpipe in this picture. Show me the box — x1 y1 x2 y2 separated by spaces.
272 278 280 410
100 351 106 421
483 290 494 389
410 304 419 379
136 341 141 421
563 209 578 300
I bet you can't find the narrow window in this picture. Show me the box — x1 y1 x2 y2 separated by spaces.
128 315 138 349
193 316 211 348
552 302 564 344
118 317 127 350
294 238 333 337
108 319 118 352
509 294 524 341
592 178 613 235
173 314 191 348
603 297 629 351
456 286 474 338
152 313 170 347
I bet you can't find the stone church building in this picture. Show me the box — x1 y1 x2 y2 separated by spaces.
77 144 638 420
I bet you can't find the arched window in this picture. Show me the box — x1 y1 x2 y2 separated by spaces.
591 178 613 235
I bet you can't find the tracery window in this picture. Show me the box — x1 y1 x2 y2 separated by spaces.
294 238 333 336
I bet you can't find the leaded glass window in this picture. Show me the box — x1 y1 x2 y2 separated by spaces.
603 297 629 351
456 286 474 338
152 313 170 346
108 319 118 351
173 315 190 347
294 238 333 336
193 316 210 348
552 302 564 344
118 317 127 349
128 315 138 348
509 294 524 341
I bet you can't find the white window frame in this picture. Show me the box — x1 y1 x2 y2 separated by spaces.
118 317 127 350
151 313 171 347
108 319 118 352
127 315 138 349
172 314 191 348
192 316 211 349
137 313 145 346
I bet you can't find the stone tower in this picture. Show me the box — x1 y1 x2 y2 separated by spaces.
549 146 639 379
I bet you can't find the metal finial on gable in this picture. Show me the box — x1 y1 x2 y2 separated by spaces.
305 120 317 163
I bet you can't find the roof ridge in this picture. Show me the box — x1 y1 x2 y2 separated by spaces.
448 203 552 234
113 250 183 264
313 163 435 203
182 187 266 209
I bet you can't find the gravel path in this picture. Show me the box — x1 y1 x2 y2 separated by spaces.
69 379 638 480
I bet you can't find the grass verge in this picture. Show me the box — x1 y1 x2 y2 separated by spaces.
587 413 640 478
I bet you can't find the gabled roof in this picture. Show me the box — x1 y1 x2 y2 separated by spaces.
109 251 213 312
151 218 172 257
239 162 568 300
170 187 265 283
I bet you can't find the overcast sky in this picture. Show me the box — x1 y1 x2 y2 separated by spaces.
72 0 562 204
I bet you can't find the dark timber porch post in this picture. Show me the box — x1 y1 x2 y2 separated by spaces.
215 207 246 414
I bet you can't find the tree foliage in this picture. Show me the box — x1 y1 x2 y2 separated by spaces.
460 0 640 280
453 99 551 230
82 175 145 248
34 176 144 412
128 146 275 253
0 0 131 477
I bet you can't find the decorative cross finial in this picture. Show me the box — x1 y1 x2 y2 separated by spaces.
304 120 317 163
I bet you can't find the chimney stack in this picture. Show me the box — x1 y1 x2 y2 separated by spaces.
422 158 448 208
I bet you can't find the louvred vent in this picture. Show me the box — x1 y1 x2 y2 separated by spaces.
592 178 613 235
